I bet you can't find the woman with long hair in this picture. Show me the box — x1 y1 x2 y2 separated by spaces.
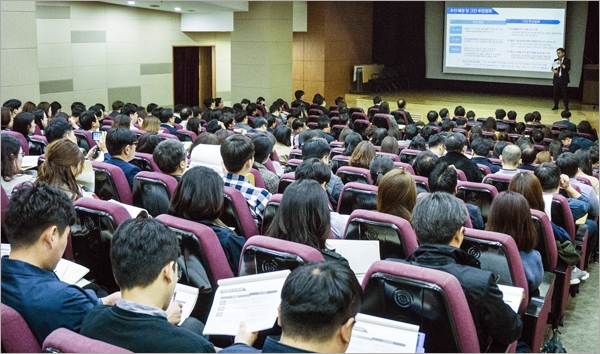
273 125 292 166
265 179 348 265
482 117 500 139
485 191 543 293
111 114 131 130
168 166 246 276
376 169 417 222
380 136 399 155
349 141 376 169
1 134 36 195
36 139 90 202
141 116 161 134
574 149 599 195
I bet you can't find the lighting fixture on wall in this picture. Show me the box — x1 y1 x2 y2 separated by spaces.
127 1 135 4
174 7 181 11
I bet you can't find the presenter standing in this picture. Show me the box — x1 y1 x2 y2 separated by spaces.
552 47 570 111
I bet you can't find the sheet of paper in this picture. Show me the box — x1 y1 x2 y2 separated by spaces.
203 270 290 336
53 258 90 285
326 240 380 278
21 155 39 169
174 283 199 325
1 243 10 257
497 284 524 313
107 199 149 218
77 159 95 192
347 313 420 353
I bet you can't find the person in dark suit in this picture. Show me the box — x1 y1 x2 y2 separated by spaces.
552 48 570 111
104 127 141 189
553 110 576 131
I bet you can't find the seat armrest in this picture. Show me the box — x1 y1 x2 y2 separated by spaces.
525 272 556 317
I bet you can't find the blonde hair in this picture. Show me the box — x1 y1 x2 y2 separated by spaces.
349 141 376 169
142 116 161 133
377 169 416 222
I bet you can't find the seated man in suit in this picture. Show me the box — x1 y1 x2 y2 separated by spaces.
517 143 537 171
221 261 363 353
291 90 310 110
221 134 271 228
559 130 595 153
153 139 187 181
234 112 254 133
81 217 227 352
1 183 121 345
312 94 330 116
104 127 141 189
553 110 576 131
425 110 439 127
403 192 522 350
367 96 381 119
396 98 414 125
439 133 483 182
159 108 178 135
302 137 344 211
470 138 500 173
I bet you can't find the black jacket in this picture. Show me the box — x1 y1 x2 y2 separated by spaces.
440 151 483 182
404 244 523 350
553 57 570 84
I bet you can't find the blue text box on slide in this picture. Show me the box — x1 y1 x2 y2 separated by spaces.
449 46 461 54
449 36 462 44
450 26 462 34
450 20 506 25
506 19 560 25
447 8 499 15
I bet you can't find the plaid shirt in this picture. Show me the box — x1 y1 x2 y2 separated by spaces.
223 173 271 227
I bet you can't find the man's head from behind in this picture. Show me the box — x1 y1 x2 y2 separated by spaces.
555 152 579 178
429 162 457 194
295 158 331 186
520 144 537 165
106 127 137 160
558 130 574 147
444 133 467 153
302 138 331 162
534 162 561 193
5 183 76 269
412 192 467 245
413 150 440 178
470 138 489 158
279 261 363 353
221 134 255 174
153 139 187 176
111 217 179 310
45 118 75 144
500 144 521 169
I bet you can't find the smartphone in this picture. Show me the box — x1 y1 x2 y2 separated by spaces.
92 131 102 142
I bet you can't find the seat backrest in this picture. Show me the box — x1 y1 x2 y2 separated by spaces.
157 132 178 140
352 119 371 134
461 228 529 313
2 131 29 155
131 152 160 172
261 194 283 235
482 173 512 193
550 194 575 239
29 135 48 155
238 236 325 276
175 129 197 142
221 186 260 239
132 171 178 217
393 161 415 175
372 113 392 129
391 110 408 126
329 147 345 158
336 166 373 185
289 149 303 160
74 130 96 151
91 161 133 205
530 209 558 272
376 151 400 161
456 181 498 223
413 175 430 193
399 148 420 165
361 260 480 353
1 303 41 353
476 163 492 176
42 328 131 353
72 198 131 293
284 158 302 172
249 168 266 189
344 209 418 260
351 111 368 122
337 182 378 214
349 107 365 115
330 155 350 174
575 176 592 187
330 124 346 140
277 172 295 194
156 214 234 323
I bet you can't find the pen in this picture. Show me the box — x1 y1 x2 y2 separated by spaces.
172 292 177 302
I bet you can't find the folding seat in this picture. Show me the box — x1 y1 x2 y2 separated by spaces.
330 140 344 148
496 125 509 132
307 122 318 130
1 304 41 353
276 172 295 194
413 175 430 193
289 149 303 160
576 132 595 140
261 194 283 235
550 194 589 271
376 151 400 161
330 155 350 174
455 181 498 222
575 176 593 187
372 113 392 130
173 123 183 130
361 260 481 353
541 138 554 148
100 125 111 132
399 148 420 165
337 182 377 214
344 209 418 260
155 214 235 323
175 129 197 142
271 149 281 164
283 158 302 172
43 328 131 353
91 161 133 205
2 131 29 155
476 163 492 176
483 173 513 193
453 128 468 137
330 124 346 140
72 198 131 293
132 171 178 217
307 115 320 123
455 169 467 181
328 105 338 112
503 119 517 130
309 109 323 116
329 147 345 159
336 166 372 185
249 168 266 189
349 107 365 115
130 152 159 172
476 117 488 124
368 107 379 119
102 119 113 126
551 124 569 132
489 157 502 166
465 121 480 131
352 119 371 135
74 130 96 152
351 111 368 123
462 228 555 352
221 186 260 239
393 161 415 175
507 133 522 143
391 110 409 126
29 135 48 155
157 132 178 141
238 235 325 277
482 131 498 141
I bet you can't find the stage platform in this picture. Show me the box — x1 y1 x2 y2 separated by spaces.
345 90 599 131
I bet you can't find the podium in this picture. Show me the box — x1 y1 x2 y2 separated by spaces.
582 64 599 105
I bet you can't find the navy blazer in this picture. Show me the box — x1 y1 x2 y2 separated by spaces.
159 123 178 135
104 157 141 189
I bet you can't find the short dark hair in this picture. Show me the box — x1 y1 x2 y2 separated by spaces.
427 110 438 123
408 135 427 151
253 117 268 130
203 98 215 109
45 118 73 144
180 107 192 121
106 127 137 156
292 117 306 132
420 126 435 142
428 133 445 149
295 158 331 185
413 150 440 178
557 47 565 53
454 105 465 116
297 129 320 148
111 217 179 290
404 124 418 140
252 133 274 163
160 108 174 124
121 103 137 117
444 133 466 152
555 152 579 178
369 155 395 185
520 144 537 164
373 96 382 104
558 130 574 142
471 138 489 157
5 183 76 250
273 125 292 147
3 99 21 111
441 119 453 132
456 116 467 127
79 110 97 130
295 90 304 100
534 162 561 191
280 261 363 342
317 115 330 130
153 139 186 174
507 110 517 120
169 166 224 221
438 108 449 118
532 129 544 144
221 134 254 173
412 192 467 244
495 109 506 120
302 137 330 160
234 111 247 124
466 110 476 119
112 100 124 111
312 94 324 106
429 162 457 194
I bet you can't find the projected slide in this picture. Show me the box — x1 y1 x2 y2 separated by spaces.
444 7 565 73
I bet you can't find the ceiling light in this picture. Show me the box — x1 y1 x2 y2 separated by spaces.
174 7 181 11
128 1 135 4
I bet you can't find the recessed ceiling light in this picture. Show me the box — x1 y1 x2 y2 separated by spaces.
127 1 135 4
174 7 181 11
